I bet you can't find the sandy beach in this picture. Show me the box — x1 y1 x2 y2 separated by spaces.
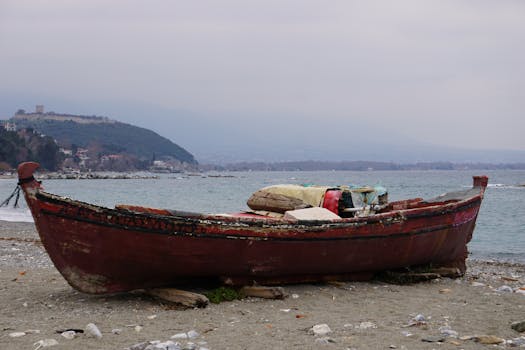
1 220 524 350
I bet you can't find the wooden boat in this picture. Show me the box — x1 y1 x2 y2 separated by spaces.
18 161 488 294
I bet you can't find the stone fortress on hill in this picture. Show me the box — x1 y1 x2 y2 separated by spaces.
13 105 115 124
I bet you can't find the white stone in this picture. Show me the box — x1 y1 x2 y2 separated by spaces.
9 332 26 338
85 323 102 339
413 314 426 322
33 339 59 349
312 324 332 336
171 333 188 340
496 285 513 293
187 330 199 339
439 327 458 338
358 321 377 329
60 331 76 339
184 342 197 350
150 341 179 350
129 342 150 350
315 337 333 344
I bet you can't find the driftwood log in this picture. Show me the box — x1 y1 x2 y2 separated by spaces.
239 286 286 299
379 266 463 283
147 288 209 308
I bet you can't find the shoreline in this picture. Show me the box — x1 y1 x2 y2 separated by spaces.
1 220 524 349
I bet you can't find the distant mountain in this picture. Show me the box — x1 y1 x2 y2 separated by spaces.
201 160 525 171
11 110 196 166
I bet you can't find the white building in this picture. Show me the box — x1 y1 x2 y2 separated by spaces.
2 122 16 131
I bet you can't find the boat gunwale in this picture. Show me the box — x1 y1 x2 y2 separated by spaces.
31 185 484 231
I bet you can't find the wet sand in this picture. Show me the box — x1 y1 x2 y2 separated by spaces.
1 220 524 349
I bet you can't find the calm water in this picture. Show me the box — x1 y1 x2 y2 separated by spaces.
1 170 524 263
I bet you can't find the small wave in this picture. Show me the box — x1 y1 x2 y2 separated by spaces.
0 207 34 222
486 184 525 189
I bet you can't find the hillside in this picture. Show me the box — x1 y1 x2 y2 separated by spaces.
12 114 196 165
0 128 62 171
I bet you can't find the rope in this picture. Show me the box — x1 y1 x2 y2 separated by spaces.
0 176 37 208
0 185 22 208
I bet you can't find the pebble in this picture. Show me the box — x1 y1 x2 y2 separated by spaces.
146 340 180 350
33 339 59 349
473 335 505 344
496 285 514 293
439 326 459 338
459 335 475 340
312 324 332 336
171 333 188 340
421 335 445 343
183 342 196 350
507 337 525 347
413 314 426 322
511 320 525 333
471 281 485 287
357 321 377 329
85 323 102 339
187 330 199 339
291 293 299 299
112 328 122 335
128 341 150 350
315 337 335 344
60 330 76 339
9 331 26 337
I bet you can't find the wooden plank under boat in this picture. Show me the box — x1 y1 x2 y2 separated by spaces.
17 162 488 294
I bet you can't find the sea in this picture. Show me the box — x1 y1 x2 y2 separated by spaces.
1 170 524 263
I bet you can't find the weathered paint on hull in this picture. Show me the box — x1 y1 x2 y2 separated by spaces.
18 162 486 294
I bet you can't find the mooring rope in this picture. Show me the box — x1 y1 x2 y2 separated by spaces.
0 185 22 208
0 176 38 208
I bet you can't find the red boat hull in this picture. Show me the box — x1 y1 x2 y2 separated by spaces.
18 162 487 294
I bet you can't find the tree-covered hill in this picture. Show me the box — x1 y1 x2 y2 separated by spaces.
12 118 196 164
0 128 62 171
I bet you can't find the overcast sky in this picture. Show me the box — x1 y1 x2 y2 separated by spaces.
1 1 524 160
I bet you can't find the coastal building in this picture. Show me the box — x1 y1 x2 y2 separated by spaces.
101 154 124 163
2 121 17 131
60 148 73 156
